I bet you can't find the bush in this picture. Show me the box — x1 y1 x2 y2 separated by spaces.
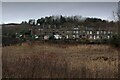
2 36 19 46
110 34 120 47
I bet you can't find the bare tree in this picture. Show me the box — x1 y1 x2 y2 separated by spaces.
118 1 120 34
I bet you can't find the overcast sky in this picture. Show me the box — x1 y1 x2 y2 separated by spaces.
2 2 118 23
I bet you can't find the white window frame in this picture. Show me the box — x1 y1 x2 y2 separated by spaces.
104 31 106 34
89 36 92 39
94 35 96 39
97 31 99 34
90 31 92 34
96 36 99 39
76 31 79 34
87 31 89 34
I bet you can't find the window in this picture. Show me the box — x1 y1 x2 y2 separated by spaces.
76 31 79 34
87 31 89 34
89 36 92 39
67 31 69 33
74 28 78 30
66 35 69 39
83 31 85 33
104 31 106 34
108 36 110 39
73 31 76 33
94 35 96 39
108 31 110 34
90 31 92 34
73 35 75 38
97 36 99 39
76 35 79 38
97 31 99 34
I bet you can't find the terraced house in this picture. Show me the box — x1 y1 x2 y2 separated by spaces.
2 19 117 46
33 24 117 42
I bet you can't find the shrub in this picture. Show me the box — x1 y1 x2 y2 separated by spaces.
110 34 120 47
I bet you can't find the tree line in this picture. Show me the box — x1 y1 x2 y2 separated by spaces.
25 15 115 28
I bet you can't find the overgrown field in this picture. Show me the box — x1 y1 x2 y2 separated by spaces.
2 42 119 78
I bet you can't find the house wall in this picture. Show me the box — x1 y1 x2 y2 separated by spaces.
35 25 116 40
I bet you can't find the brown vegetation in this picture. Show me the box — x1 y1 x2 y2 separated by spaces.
2 42 118 78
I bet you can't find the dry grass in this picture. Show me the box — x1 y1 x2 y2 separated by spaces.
2 42 119 78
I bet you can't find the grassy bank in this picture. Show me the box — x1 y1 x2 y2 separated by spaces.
2 42 118 78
